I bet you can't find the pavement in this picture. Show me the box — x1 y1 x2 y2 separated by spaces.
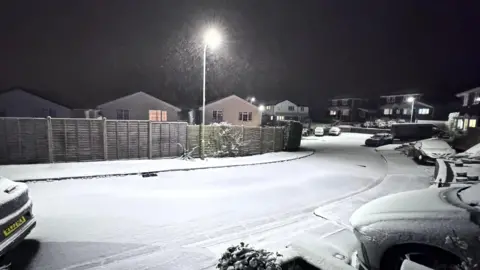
2 133 433 270
0 151 314 182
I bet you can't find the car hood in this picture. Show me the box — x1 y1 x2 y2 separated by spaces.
418 147 456 158
350 188 464 228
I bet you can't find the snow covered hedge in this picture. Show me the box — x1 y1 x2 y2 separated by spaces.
209 123 247 157
217 242 283 270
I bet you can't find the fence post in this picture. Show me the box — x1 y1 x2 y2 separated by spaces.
47 117 54 163
168 123 171 156
259 127 264 154
148 121 152 159
103 118 108 160
75 120 80 161
241 126 245 155
273 126 276 151
127 121 130 158
137 121 141 158
63 119 67 160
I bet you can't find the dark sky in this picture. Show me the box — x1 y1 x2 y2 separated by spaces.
1 0 480 110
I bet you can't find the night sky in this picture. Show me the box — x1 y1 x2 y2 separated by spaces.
1 1 480 114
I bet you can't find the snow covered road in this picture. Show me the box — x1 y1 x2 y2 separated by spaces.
4 134 430 269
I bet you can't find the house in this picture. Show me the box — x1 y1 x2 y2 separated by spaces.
97 91 181 121
200 94 262 126
379 92 434 121
262 100 310 125
327 96 370 122
454 87 480 131
0 88 71 118
71 109 102 119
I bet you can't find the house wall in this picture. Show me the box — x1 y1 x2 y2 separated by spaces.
0 89 71 118
98 92 180 121
204 96 261 126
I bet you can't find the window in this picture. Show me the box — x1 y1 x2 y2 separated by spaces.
342 99 348 105
396 109 400 114
266 106 271 110
288 106 295 111
117 109 130 120
403 108 410 115
330 110 337 116
387 97 395 104
463 95 469 107
418 108 430 115
149 110 167 121
239 112 251 121
457 119 464 130
300 107 305 112
469 119 477 128
270 115 273 120
383 108 392 115
212 110 223 122
474 93 480 105
342 109 349 116
42 108 57 117
332 100 337 106
277 116 284 120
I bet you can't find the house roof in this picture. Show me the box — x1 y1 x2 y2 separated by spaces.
358 108 377 113
328 106 351 111
0 87 71 109
380 92 423 98
199 94 260 111
456 87 480 97
97 91 181 112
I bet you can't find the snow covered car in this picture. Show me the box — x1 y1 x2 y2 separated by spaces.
364 133 393 147
314 127 324 136
0 177 36 257
302 128 310 136
350 183 480 270
328 126 341 136
412 138 456 164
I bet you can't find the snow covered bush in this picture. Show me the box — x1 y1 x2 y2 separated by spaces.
216 242 283 270
209 123 246 157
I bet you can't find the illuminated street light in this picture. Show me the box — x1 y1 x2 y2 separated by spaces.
201 28 222 159
258 105 265 111
250 97 256 103
407 96 415 123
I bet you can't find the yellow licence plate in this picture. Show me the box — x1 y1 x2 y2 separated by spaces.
3 216 26 237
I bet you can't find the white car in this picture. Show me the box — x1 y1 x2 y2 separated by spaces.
328 126 341 136
314 127 324 136
412 138 456 164
0 177 36 257
350 183 480 270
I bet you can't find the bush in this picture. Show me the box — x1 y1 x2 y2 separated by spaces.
282 121 303 151
217 242 283 270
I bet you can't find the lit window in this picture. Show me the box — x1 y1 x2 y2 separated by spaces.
418 108 430 115
383 108 392 115
270 115 273 120
457 119 464 129
149 110 167 121
403 108 410 115
396 109 400 114
277 116 284 120
342 109 349 116
469 119 477 128
330 110 337 116
474 93 480 105
266 106 271 110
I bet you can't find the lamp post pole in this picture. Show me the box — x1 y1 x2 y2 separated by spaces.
410 99 415 123
201 44 207 159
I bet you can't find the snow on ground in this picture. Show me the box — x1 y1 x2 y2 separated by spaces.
375 144 403 151
0 151 312 181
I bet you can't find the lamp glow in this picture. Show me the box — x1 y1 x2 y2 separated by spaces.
204 28 221 49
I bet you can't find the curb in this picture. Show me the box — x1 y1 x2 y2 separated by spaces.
16 150 315 183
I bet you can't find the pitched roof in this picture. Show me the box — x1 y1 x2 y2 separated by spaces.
380 91 423 98
97 91 181 112
456 87 480 97
0 87 71 108
199 94 260 110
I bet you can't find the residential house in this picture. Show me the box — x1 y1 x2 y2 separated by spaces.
454 87 480 131
262 100 310 125
379 93 434 121
327 97 370 122
200 95 262 126
0 88 71 118
96 91 181 121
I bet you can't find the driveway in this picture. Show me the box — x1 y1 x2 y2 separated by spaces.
3 134 429 269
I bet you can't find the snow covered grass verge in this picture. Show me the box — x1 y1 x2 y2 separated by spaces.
0 151 314 182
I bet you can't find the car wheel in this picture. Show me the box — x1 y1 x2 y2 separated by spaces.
380 245 460 270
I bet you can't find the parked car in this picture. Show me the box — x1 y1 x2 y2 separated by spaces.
412 138 456 164
302 128 312 136
0 176 36 257
314 127 324 136
328 126 341 136
365 133 393 147
350 183 480 270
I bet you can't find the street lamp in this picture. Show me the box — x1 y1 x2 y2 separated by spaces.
250 97 256 103
406 96 415 123
258 104 265 112
201 28 222 159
